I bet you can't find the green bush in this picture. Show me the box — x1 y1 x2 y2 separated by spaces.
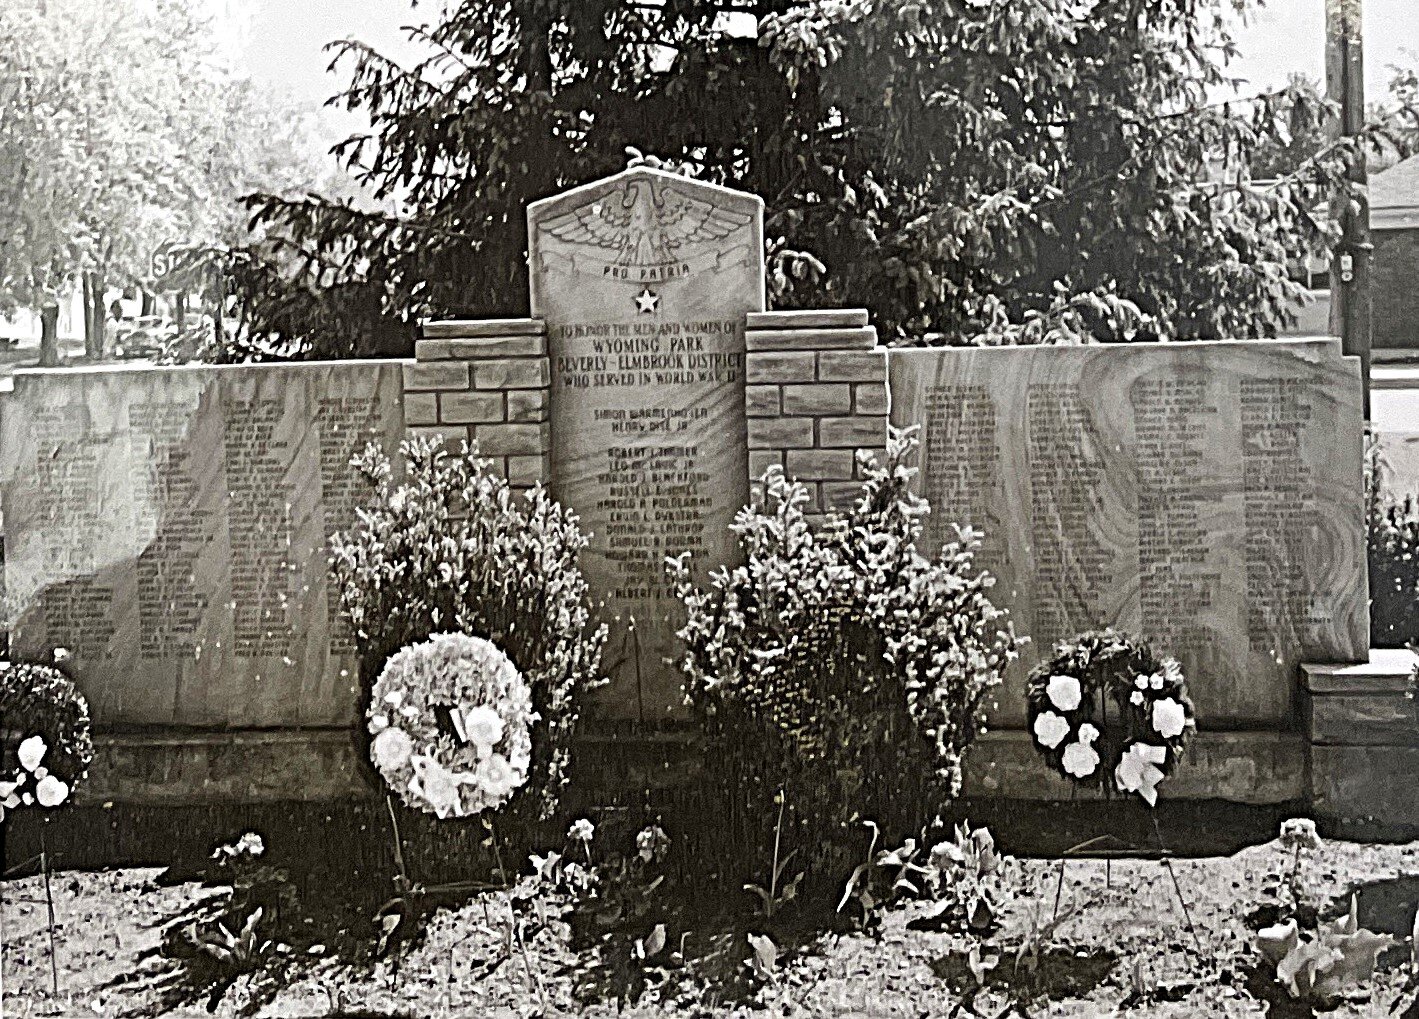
669 428 1021 899
329 437 607 821
1367 441 1419 648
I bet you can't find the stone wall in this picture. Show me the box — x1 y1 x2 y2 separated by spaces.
744 309 887 519
404 318 552 491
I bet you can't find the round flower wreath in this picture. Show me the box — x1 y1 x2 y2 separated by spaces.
368 633 537 819
0 661 94 819
1025 630 1195 806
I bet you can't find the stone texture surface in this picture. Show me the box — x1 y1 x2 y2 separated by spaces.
962 729 1307 804
529 167 764 721
0 361 406 728
889 339 1368 728
1312 745 1419 825
75 731 372 805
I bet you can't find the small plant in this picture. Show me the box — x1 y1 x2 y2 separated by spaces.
1277 817 1323 914
1389 905 1419 1013
744 791 803 919
838 820 1003 932
189 907 272 974
1257 895 1393 1003
530 819 678 1005
209 831 298 926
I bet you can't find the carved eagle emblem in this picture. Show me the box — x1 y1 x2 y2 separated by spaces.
537 178 752 269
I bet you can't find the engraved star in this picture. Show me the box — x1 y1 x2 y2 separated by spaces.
634 288 659 314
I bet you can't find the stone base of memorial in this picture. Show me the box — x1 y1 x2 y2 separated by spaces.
1303 649 1419 831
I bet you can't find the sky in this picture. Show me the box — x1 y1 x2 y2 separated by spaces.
214 0 1419 147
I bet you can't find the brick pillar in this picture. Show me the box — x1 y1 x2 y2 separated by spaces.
744 310 887 523
404 319 552 494
1302 649 1419 830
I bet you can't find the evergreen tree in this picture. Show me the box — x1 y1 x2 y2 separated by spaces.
237 0 1418 357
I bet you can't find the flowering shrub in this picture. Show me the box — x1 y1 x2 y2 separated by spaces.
671 428 1021 893
368 633 536 818
0 661 93 817
329 437 606 820
1025 630 1194 804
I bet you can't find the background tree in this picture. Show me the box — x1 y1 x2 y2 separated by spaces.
0 0 332 365
237 0 1419 357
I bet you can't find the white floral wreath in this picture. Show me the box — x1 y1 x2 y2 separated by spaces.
368 633 537 819
1025 630 1194 806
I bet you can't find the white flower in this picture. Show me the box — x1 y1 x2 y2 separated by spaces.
1279 818 1323 851
18 735 47 772
408 755 464 819
383 689 404 707
237 833 265 856
1061 741 1099 779
569 818 595 842
372 727 414 771
474 753 519 801
1 780 20 811
1115 743 1168 806
1077 722 1100 744
1149 675 1164 690
1134 675 1149 690
35 775 68 808
1032 711 1069 749
1151 698 1188 739
463 706 505 754
369 713 390 733
1045 675 1082 712
1130 690 1145 706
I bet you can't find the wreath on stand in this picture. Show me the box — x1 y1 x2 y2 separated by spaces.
1025 631 1203 950
368 632 537 819
365 633 552 975
1025 630 1195 806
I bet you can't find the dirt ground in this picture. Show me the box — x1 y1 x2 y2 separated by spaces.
5 830 1419 1018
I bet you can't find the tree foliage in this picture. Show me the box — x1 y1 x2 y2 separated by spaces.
238 0 1419 357
0 0 331 363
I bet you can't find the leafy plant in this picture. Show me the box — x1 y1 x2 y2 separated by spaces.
671 428 1021 900
743 791 803 919
329 436 607 820
208 831 298 928
188 907 272 974
838 820 1003 932
1257 895 1393 1003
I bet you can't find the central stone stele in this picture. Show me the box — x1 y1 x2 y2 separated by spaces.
527 166 765 721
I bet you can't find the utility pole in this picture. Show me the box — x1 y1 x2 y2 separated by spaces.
1326 0 1373 416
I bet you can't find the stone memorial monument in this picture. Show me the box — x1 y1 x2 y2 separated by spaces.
888 338 1369 728
0 362 406 728
527 166 764 721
